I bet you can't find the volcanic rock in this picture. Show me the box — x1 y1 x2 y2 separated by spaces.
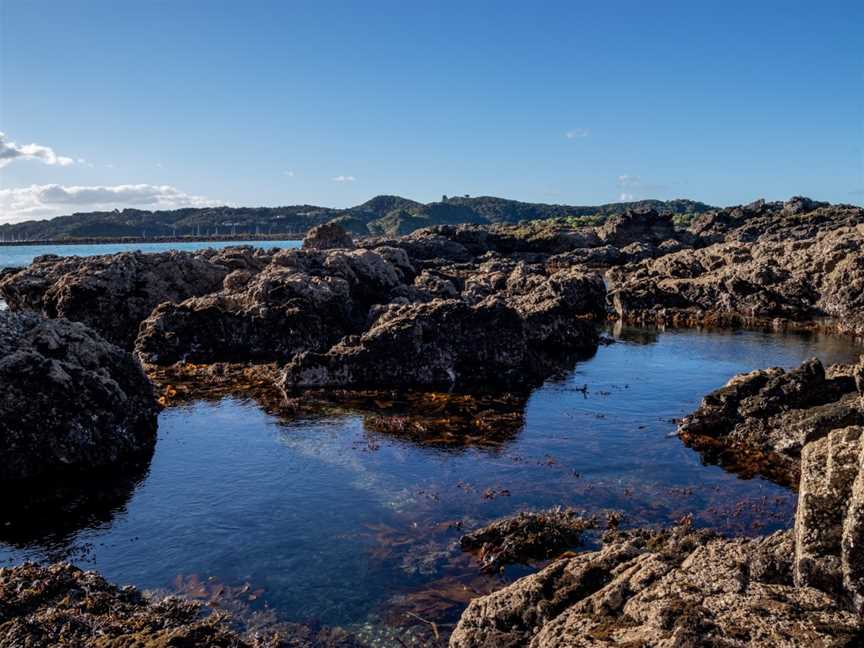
0 250 232 348
302 222 355 250
0 311 157 482
450 524 863 647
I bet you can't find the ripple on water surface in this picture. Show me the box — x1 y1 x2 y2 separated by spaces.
1 325 860 638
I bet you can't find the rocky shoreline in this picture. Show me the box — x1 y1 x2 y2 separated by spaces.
1 197 864 645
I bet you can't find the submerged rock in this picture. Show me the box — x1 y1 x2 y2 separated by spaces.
450 525 863 648
0 311 157 482
0 562 365 647
460 508 596 572
0 249 233 348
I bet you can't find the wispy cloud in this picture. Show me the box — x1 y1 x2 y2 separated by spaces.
565 128 590 139
617 174 641 189
284 170 295 177
0 184 220 223
616 174 669 201
332 175 356 183
0 132 76 168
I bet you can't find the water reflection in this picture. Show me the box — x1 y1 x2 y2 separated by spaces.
1 325 860 641
0 457 152 558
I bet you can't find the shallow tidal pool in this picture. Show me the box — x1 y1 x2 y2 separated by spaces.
1 325 859 641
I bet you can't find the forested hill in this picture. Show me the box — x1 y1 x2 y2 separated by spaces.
0 195 714 242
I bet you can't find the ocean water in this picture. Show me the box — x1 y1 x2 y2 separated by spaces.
0 239 302 269
1 324 858 642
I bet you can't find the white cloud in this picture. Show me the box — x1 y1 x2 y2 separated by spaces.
565 128 590 139
284 170 295 177
332 175 356 183
617 174 641 189
0 132 76 168
615 174 669 201
0 184 220 223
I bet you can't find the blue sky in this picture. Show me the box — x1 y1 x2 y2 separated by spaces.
0 0 862 222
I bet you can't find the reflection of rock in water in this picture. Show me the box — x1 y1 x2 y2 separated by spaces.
609 320 661 345
149 361 543 450
0 453 152 552
677 357 864 487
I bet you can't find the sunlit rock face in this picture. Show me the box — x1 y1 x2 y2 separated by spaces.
0 310 157 483
450 525 863 648
0 249 237 348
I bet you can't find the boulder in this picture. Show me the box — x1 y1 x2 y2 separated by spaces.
450 525 862 647
302 222 355 250
280 299 538 392
608 222 864 335
595 209 676 248
0 250 231 348
0 311 157 482
460 508 596 572
135 248 408 365
0 562 364 647
676 357 862 482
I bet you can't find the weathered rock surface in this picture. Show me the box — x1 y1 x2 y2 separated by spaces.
608 217 864 335
134 247 410 365
302 222 355 250
676 357 862 483
279 262 603 392
0 249 235 348
0 311 157 482
794 425 864 613
280 299 550 391
595 209 676 248
688 197 857 245
0 562 364 647
135 244 607 393
450 524 863 647
460 509 596 572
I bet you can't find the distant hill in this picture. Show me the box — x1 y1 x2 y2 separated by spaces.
0 195 715 242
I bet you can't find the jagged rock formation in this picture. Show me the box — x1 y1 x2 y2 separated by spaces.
676 357 862 482
460 508 596 572
608 202 864 335
135 245 606 391
0 249 239 348
0 562 363 647
687 197 858 245
135 247 413 365
0 311 157 482
302 222 355 250
450 525 863 647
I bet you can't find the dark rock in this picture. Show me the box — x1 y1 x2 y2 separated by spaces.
280 299 540 392
460 508 596 572
0 250 232 348
0 562 365 647
302 222 355 250
135 248 407 365
595 209 675 248
0 311 157 482
676 357 862 482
